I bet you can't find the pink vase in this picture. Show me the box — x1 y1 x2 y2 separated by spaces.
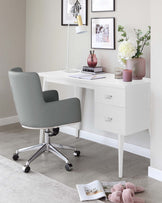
126 57 146 80
87 51 97 67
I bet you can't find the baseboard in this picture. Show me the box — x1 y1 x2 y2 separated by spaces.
60 126 150 159
0 117 150 158
148 166 162 182
0 116 18 126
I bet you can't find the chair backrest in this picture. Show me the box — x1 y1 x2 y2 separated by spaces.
8 67 45 127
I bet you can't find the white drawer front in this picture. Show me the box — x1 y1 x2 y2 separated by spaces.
95 87 125 107
95 103 125 134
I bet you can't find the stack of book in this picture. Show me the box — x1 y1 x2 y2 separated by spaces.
82 66 103 73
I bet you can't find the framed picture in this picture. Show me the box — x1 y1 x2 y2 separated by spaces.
91 18 115 50
91 0 115 12
61 0 88 26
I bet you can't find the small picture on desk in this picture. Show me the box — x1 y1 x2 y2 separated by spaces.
91 18 115 50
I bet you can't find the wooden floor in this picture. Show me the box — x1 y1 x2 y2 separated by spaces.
0 123 161 203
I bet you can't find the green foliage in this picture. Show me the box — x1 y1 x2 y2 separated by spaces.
118 25 129 42
133 26 151 58
118 25 151 58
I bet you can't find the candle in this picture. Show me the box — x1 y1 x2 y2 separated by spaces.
115 69 123 79
123 69 132 82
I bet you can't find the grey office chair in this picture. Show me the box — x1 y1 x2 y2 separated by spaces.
8 67 81 173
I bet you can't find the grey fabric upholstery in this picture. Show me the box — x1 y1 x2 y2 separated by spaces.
8 67 81 129
43 90 59 102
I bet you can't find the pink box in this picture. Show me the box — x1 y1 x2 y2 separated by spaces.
123 69 132 82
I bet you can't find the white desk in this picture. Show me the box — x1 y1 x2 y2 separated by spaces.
39 70 150 178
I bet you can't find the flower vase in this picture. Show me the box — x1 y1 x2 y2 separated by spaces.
87 51 97 67
126 57 146 80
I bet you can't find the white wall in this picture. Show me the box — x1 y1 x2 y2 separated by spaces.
26 0 150 74
0 0 26 119
150 0 162 171
26 0 151 149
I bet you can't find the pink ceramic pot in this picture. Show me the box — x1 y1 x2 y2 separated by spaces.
126 57 146 80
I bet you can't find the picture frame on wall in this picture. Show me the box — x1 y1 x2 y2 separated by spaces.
91 18 115 50
61 0 88 26
91 0 115 12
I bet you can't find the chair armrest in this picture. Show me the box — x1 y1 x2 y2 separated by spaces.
43 90 59 103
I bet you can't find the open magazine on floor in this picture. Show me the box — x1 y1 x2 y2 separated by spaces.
76 180 126 202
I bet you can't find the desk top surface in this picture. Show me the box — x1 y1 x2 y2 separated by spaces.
39 70 150 89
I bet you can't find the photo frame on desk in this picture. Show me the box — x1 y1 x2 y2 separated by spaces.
61 0 88 26
91 17 115 50
91 0 115 12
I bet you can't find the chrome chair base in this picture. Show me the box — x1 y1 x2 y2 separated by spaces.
13 129 80 173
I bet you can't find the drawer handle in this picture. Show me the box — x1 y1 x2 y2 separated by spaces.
105 117 113 122
105 95 112 100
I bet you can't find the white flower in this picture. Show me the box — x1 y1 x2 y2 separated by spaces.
118 41 136 60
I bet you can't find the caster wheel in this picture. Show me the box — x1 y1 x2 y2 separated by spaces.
22 165 30 173
73 150 80 157
12 153 19 161
65 163 72 171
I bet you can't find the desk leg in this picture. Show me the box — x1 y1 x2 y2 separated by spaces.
42 78 48 91
74 87 85 138
118 134 124 178
39 78 48 144
39 129 44 144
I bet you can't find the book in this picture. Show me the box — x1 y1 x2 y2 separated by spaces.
76 180 126 202
82 66 103 73
76 180 105 202
69 73 106 80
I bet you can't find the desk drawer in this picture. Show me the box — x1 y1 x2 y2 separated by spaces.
95 103 125 134
95 87 125 107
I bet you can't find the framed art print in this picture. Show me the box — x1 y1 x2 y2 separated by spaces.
61 0 88 26
91 0 115 12
91 18 115 50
